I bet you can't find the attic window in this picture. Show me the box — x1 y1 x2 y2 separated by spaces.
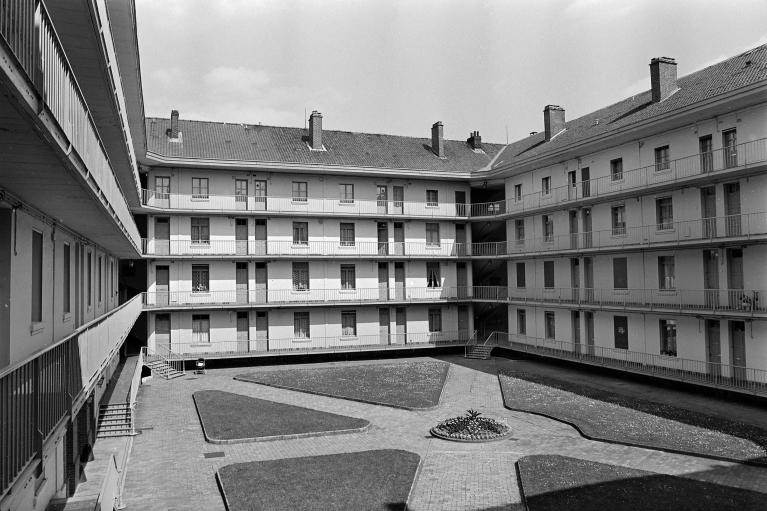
744 60 752 67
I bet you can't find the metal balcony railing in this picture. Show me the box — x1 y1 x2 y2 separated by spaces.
470 138 767 218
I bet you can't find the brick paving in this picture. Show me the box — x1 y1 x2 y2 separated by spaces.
121 355 767 510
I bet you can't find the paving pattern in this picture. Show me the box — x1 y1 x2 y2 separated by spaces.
121 355 767 510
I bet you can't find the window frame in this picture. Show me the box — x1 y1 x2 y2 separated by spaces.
292 221 309 246
425 223 440 247
516 262 526 288
294 311 310 338
190 217 210 245
31 230 43 324
292 181 308 202
544 311 555 339
658 256 675 290
192 177 209 199
426 261 441 288
655 197 673 231
339 223 355 246
722 129 737 168
339 184 354 204
613 257 628 290
63 242 71 315
428 308 442 332
610 158 624 181
654 145 670 172
517 309 526 335
660 319 678 357
541 176 551 196
341 310 357 337
543 261 555 289
614 315 628 349
292 262 310 291
425 189 439 207
514 184 523 202
192 314 210 344
611 204 626 235
515 219 525 244
191 264 210 293
542 215 554 242
340 264 356 290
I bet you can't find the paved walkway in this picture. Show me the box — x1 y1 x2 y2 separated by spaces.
121 355 767 510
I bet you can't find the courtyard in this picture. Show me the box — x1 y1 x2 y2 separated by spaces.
122 355 767 510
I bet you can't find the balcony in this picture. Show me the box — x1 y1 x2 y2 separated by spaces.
142 286 474 309
140 190 469 219
470 211 767 257
142 239 471 258
470 137 767 219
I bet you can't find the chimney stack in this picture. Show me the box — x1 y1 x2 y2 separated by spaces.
169 109 179 139
543 105 565 142
650 57 677 103
309 110 323 150
431 121 445 157
467 131 482 150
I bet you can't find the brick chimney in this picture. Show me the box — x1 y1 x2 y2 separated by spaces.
543 105 565 142
309 111 323 150
431 121 445 157
467 131 482 150
650 57 677 103
169 109 179 139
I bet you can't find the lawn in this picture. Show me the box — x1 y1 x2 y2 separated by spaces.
235 359 450 410
193 390 369 443
499 370 767 464
217 450 420 511
517 455 767 511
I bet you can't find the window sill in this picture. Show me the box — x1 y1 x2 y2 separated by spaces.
543 287 556 292
655 228 675 234
338 244 356 248
425 245 442 250
30 322 44 335
340 336 358 341
292 289 310 293
338 200 355 205
190 197 210 202
610 177 625 184
612 289 630 295
292 338 312 343
291 199 308 205
191 291 211 296
339 289 357 294
191 242 211 247
654 168 672 174
191 343 211 348
611 232 627 238
657 289 677 295
291 244 309 248
425 204 439 208
660 352 678 358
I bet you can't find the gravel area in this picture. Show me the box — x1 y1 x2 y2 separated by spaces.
517 455 767 511
217 450 420 511
235 360 450 410
193 390 369 443
499 370 767 464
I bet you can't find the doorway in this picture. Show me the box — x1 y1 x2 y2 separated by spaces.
255 311 268 351
377 222 389 255
724 182 741 236
155 217 170 255
254 219 266 255
155 313 171 353
235 218 248 255
703 250 719 308
582 208 592 248
236 311 249 352
571 311 581 354
377 185 388 214
700 186 716 238
395 307 407 344
584 311 594 355
378 263 389 301
394 262 405 301
393 222 405 256
705 319 721 377
236 262 249 304
730 320 746 381
156 266 169 305
455 191 467 216
254 263 267 303
379 308 390 345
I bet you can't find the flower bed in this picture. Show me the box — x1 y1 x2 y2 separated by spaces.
430 410 511 442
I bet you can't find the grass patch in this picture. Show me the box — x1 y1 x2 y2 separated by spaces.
218 450 420 511
235 360 449 410
517 455 767 511
193 390 369 443
499 370 767 464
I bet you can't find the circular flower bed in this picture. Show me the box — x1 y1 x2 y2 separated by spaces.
430 409 511 442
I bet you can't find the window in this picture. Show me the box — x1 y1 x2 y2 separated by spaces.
656 197 673 230
614 316 628 349
654 145 670 172
292 222 308 245
613 258 628 289
340 264 356 289
660 319 677 356
294 312 310 338
428 308 442 332
611 205 626 235
341 310 357 336
192 314 210 343
426 262 441 288
98 256 102 303
658 256 675 290
515 219 525 244
340 223 355 246
235 179 248 199
544 311 555 339
292 181 308 202
699 135 713 172
155 176 170 197
31 230 43 323
192 177 209 198
543 261 554 289
339 184 354 203
426 223 440 247
542 215 553 242
87 251 92 307
516 262 526 288
192 265 209 292
426 190 439 207
610 158 623 181
723 129 737 168
63 243 71 314
541 176 551 195
191 217 210 244
292 262 310 291
517 309 526 335
514 184 522 201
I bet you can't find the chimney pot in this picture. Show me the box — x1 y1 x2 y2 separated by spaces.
543 105 565 142
169 109 179 139
467 131 482 150
431 121 445 157
650 57 677 103
309 111 323 150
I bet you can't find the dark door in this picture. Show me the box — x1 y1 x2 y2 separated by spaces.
379 308 390 345
585 311 594 355
571 311 581 353
570 258 580 302
455 191 467 217
236 262 248 304
378 263 389 301
74 243 81 327
567 171 577 200
237 311 249 352
395 307 407 344
458 305 469 341
156 266 169 305
457 262 468 298
699 135 713 172
393 186 404 215
254 263 267 303
394 262 405 300
705 320 721 377
155 217 170 255
614 316 628 349
235 218 248 255
583 257 593 302
393 222 405 256
255 311 268 351
730 321 746 381
700 186 717 238
569 210 578 249
703 250 719 308
724 182 741 236
727 248 744 309
235 179 248 210
254 219 267 255
377 222 389 255
377 185 388 214
581 167 590 197
455 224 467 256
254 180 267 211
155 314 171 353
582 208 592 248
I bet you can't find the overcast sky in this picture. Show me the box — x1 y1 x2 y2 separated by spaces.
136 0 767 144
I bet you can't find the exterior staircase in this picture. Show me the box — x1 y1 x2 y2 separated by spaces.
97 403 134 438
145 357 185 379
465 344 493 360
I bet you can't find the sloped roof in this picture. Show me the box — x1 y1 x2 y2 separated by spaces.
492 43 767 170
146 117 504 173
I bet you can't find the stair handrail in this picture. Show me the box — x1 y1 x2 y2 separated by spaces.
127 349 145 435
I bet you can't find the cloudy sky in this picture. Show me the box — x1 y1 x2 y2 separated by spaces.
136 0 767 144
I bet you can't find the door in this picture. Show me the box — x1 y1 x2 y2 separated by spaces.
254 180 267 211
254 219 267 255
236 311 249 352
700 186 717 238
705 320 721 378
395 307 407 344
156 266 169 305
377 222 389 255
584 311 594 355
567 171 577 200
730 321 746 381
155 217 170 255
582 208 592 248
379 308 390 345
254 263 267 303
458 305 469 341
581 167 590 197
155 314 171 353
394 262 405 301
569 210 578 249
570 258 580 302
236 262 248 304
74 243 81 327
727 248 746 309
393 186 404 215
393 222 405 256
724 183 741 237
377 185 388 214
154 176 170 208
255 311 268 351
583 257 593 302
703 250 719 308
571 311 581 354
455 191 466 217
378 263 389 301
235 179 248 210
235 218 248 255
455 224 467 256
457 263 468 298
